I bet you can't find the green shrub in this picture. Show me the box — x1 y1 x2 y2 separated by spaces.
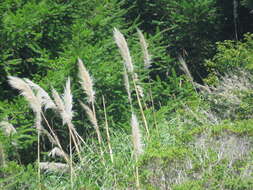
204 33 253 84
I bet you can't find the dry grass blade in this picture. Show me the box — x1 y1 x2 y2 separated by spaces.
137 29 151 69
8 76 40 113
113 28 134 73
78 58 95 103
131 113 143 157
40 162 69 173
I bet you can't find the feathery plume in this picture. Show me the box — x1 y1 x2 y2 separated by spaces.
63 78 73 122
52 86 81 155
131 113 143 156
79 101 102 142
78 58 95 103
80 101 98 128
52 88 68 125
178 55 194 85
123 66 132 104
137 29 151 69
113 28 134 73
24 79 55 110
8 76 40 113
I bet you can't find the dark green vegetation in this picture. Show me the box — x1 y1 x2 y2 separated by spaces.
0 0 253 189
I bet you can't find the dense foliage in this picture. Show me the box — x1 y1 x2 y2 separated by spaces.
0 0 253 189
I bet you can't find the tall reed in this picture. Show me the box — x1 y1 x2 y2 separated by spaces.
137 29 158 130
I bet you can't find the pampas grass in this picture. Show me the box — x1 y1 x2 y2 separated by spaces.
78 58 95 103
8 76 42 189
137 29 158 130
51 83 82 156
113 28 150 137
24 78 56 110
131 113 143 190
79 101 101 144
113 28 134 73
78 58 104 163
8 76 41 113
131 113 143 157
178 55 196 91
137 29 151 69
123 66 132 105
52 78 83 189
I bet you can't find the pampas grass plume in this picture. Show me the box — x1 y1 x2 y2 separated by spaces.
137 29 151 69
79 101 98 128
52 88 68 124
63 77 73 122
113 28 134 73
24 78 56 110
78 58 95 103
8 76 40 113
131 113 143 156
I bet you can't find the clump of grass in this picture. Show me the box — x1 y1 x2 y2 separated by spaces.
8 76 78 189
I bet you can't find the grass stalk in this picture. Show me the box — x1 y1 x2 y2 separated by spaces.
132 77 150 137
102 95 114 163
69 128 73 189
149 84 158 130
41 112 69 163
35 113 42 190
80 101 105 164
